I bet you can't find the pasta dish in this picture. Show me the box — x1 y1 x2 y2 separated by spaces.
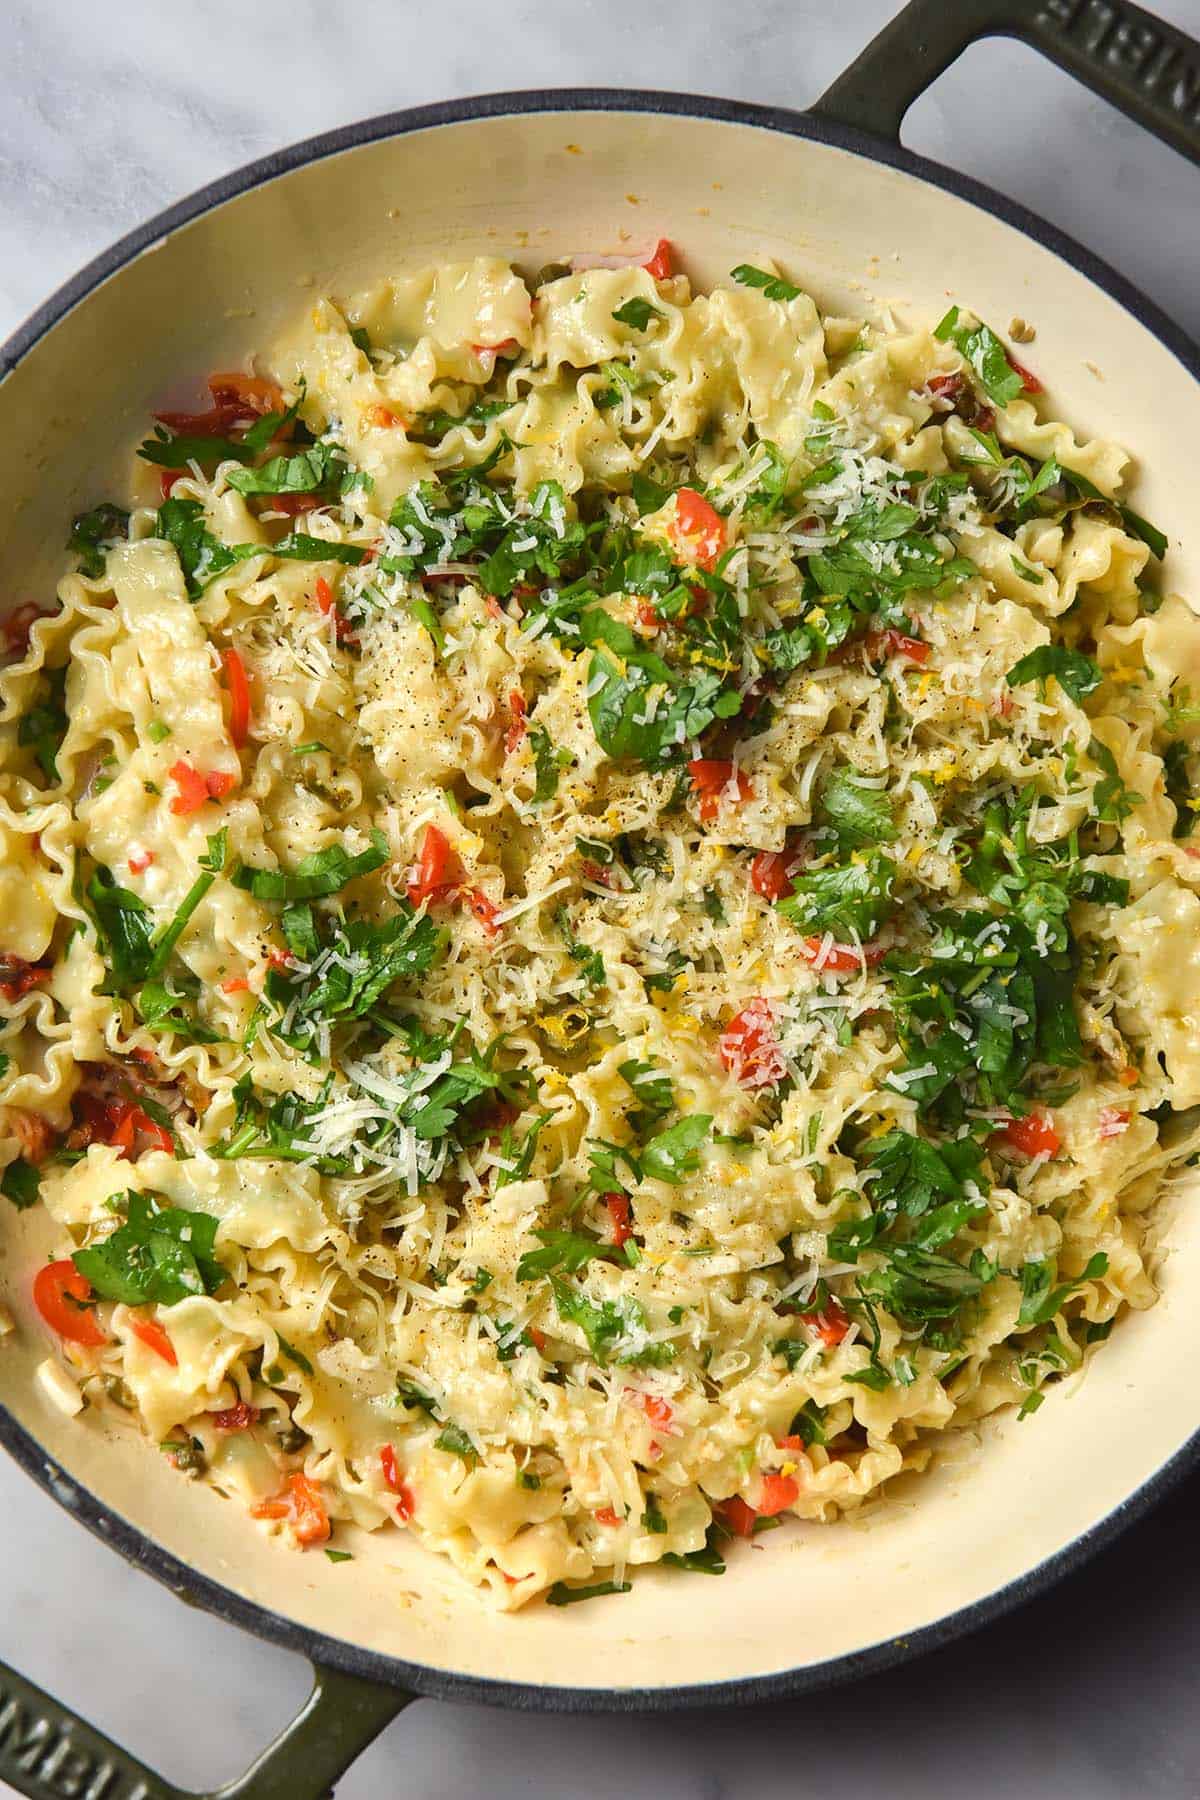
2 242 1196 1607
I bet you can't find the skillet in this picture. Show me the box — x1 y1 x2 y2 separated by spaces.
2 1 1200 1793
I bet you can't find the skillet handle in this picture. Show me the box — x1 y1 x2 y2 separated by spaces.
811 0 1200 167
0 1653 412 1800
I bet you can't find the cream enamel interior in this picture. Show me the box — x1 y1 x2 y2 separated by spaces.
1 106 1198 1696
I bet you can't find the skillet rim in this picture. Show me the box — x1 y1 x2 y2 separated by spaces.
2 82 1199 1714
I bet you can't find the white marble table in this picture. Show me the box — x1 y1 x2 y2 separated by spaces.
3 2 1199 1794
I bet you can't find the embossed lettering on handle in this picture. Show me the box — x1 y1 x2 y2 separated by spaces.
812 0 1200 166
0 1673 166 1799
1034 0 1200 162
0 1657 411 1800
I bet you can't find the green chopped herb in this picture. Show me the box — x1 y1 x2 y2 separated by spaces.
1 1159 40 1210
394 1379 438 1416
730 264 801 303
555 907 606 991
777 853 895 941
225 440 348 498
641 1114 711 1184
68 503 130 576
642 1493 668 1533
817 768 896 849
546 1579 632 1606
1006 645 1101 705
18 668 67 783
274 1335 314 1376
1018 1253 1109 1326
231 830 388 901
73 1192 226 1306
934 305 1025 408
517 1230 616 1282
612 298 663 330
434 1422 477 1463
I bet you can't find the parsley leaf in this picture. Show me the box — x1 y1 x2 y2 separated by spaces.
135 976 224 1045
662 1530 727 1575
529 725 565 803
73 1191 226 1305
1018 1252 1109 1326
807 528 975 605
1088 739 1141 824
155 498 261 597
394 1379 438 1416
260 1335 311 1381
731 264 801 303
761 599 856 673
546 1580 632 1605
1164 741 1197 839
139 428 247 470
934 306 1024 407
631 471 671 515
817 768 896 849
2 1159 40 1210
555 907 606 991
1059 468 1167 560
619 1058 674 1134
594 361 659 410
548 1277 672 1368
1006 645 1102 705
580 609 741 768
387 476 583 598
412 398 514 441
261 907 445 1053
612 298 663 330
517 1230 617 1281
859 1245 986 1324
143 828 229 981
641 1114 711 1184
86 868 155 989
494 1109 554 1188
861 1129 985 1225
270 533 366 567
18 668 68 783
232 830 388 901
434 1423 478 1463
68 504 130 577
777 853 896 940
225 440 349 497
401 1039 535 1143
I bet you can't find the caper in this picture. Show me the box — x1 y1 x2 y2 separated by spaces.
101 1373 135 1410
161 1436 205 1476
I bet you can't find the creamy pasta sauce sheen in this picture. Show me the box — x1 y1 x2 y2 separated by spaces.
2 247 1198 1608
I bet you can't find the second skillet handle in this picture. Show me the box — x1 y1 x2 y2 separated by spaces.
0 1653 411 1800
810 0 1200 167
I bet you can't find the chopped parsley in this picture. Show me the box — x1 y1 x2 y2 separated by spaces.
934 305 1025 408
1006 645 1102 705
1 1159 40 1210
546 1579 632 1605
73 1192 226 1306
232 830 388 901
730 264 802 303
612 298 663 330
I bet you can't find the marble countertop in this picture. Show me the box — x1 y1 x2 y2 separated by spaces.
2 2 1199 1794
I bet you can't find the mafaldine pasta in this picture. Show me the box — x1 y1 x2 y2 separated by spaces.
3 242 1198 1607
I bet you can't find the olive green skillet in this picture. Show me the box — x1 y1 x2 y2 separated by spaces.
1 1 1199 1793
